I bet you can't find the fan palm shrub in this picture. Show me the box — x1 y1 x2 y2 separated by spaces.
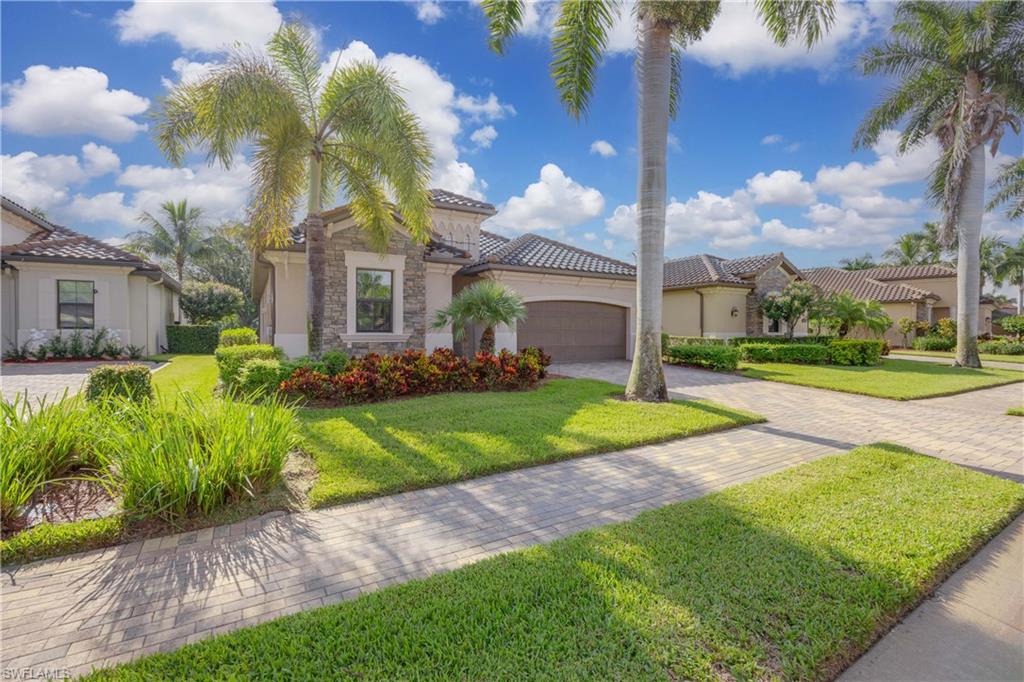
432 280 527 354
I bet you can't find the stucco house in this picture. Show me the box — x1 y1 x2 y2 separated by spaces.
1 196 180 357
253 189 637 362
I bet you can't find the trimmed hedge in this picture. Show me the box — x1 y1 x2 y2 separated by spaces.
219 327 258 347
215 344 285 388
237 359 283 396
84 364 153 403
978 339 1024 355
664 344 739 371
741 343 830 365
829 339 885 366
730 335 836 347
913 335 956 352
167 325 219 354
666 335 729 347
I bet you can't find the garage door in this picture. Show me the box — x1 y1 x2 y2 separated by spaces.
517 301 627 362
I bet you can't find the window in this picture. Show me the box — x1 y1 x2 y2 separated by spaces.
767 317 781 334
58 280 95 329
355 269 393 332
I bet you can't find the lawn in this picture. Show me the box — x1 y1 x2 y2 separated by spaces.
740 358 1024 400
149 354 218 396
299 378 762 508
87 444 1024 681
1008 406 1024 417
892 349 1024 364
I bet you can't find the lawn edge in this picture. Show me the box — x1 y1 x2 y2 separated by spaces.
891 350 1024 365
739 368 1024 401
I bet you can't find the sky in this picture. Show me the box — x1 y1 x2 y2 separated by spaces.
1 0 1021 276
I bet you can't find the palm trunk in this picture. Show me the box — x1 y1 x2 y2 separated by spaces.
306 151 326 358
625 16 669 403
954 142 985 368
1018 281 1023 315
176 258 184 286
480 326 495 354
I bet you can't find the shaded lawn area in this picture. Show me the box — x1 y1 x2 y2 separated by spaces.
892 349 1024 365
739 358 1024 400
88 444 1024 681
299 378 762 509
149 354 218 397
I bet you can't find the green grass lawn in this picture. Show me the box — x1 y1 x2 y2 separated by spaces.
892 349 1024 364
740 358 1024 400
299 378 762 508
1008 406 1024 417
149 354 218 397
87 444 1024 681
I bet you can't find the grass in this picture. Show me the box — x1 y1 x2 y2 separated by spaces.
1008 406 1024 417
87 444 1024 681
891 349 1024 364
299 378 763 508
149 354 218 397
739 358 1024 400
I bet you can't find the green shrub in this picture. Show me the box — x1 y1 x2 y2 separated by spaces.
913 335 956 351
935 317 957 339
741 343 830 364
68 330 87 359
219 327 258 347
215 344 284 387
828 339 885 366
85 364 153 403
321 350 350 375
997 314 1024 339
237 359 283 396
978 339 1024 355
179 281 244 324
167 324 220 354
665 344 739 371
666 336 728 347
729 335 835 347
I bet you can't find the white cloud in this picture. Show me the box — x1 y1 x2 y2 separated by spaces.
1 144 121 211
469 125 498 149
814 130 941 196
66 192 137 226
667 133 681 152
603 238 616 252
784 142 801 153
840 192 920 218
606 190 761 250
161 57 219 89
489 163 604 233
412 1 445 25
761 134 782 145
115 0 282 53
81 143 121 177
590 140 617 157
583 232 598 242
453 93 516 121
115 157 253 223
761 198 910 250
746 170 816 206
2 65 149 142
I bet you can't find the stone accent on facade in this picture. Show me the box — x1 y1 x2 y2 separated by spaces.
745 264 793 335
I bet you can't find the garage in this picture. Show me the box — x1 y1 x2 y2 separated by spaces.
517 301 627 361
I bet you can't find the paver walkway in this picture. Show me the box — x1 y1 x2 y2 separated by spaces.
890 351 1024 371
840 514 1024 682
1 361 158 405
2 361 1022 678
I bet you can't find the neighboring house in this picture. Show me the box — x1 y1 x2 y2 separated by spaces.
803 264 995 344
1 196 180 357
662 252 807 338
253 189 637 362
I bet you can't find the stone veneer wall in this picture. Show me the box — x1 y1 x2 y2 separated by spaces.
745 264 793 336
323 227 427 356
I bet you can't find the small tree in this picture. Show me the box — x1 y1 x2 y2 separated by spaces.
432 281 527 354
824 292 892 338
896 317 917 347
1000 314 1024 341
180 282 244 324
759 281 818 340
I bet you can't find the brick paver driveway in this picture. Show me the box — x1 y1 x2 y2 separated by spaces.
1 361 157 405
2 361 1022 676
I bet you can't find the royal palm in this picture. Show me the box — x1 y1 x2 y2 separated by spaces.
126 199 211 284
153 22 433 357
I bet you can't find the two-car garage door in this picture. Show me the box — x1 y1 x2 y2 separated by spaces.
517 301 627 362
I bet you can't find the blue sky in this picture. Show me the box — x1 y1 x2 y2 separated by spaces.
2 1 1020 273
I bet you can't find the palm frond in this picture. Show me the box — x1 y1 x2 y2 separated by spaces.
267 22 324 131
550 0 618 119
249 113 310 248
754 0 836 48
481 0 527 54
668 44 682 119
987 157 1024 219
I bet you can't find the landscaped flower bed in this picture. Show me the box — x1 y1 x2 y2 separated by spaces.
2 327 143 362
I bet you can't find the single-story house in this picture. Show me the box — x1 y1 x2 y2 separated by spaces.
1 196 180 357
253 189 637 362
661 252 807 338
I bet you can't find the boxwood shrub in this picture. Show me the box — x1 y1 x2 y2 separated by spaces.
666 335 729 347
219 327 258 347
913 335 956 352
730 335 836 347
828 339 885 366
237 359 284 396
84 364 153 403
978 339 1024 355
167 324 219 354
215 344 285 388
741 343 830 364
664 344 739 371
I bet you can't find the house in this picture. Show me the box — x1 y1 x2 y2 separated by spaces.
1 196 180 357
661 252 807 338
253 189 637 362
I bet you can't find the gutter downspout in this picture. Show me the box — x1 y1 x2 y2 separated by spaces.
148 274 166 354
696 289 704 337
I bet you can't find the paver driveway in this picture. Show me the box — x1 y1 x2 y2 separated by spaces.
2 362 1022 677
1 361 158 405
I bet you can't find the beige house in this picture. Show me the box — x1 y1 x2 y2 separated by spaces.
1 196 180 356
254 190 637 362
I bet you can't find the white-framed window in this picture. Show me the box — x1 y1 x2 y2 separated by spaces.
355 269 394 333
344 251 406 338
57 280 95 329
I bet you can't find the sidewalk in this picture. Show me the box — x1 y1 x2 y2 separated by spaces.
840 514 1024 682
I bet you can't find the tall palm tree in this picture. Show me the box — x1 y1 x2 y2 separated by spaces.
480 0 834 401
916 221 954 265
432 280 527 354
883 233 927 265
153 22 433 357
126 199 212 283
854 0 1023 368
839 253 877 270
988 157 1024 220
979 234 1007 293
995 237 1024 314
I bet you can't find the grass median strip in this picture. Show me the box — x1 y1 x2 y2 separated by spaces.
740 358 1024 400
298 378 763 508
88 444 1024 681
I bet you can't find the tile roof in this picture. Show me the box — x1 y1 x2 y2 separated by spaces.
428 189 495 215
663 252 787 289
716 253 782 276
466 230 635 278
861 264 956 281
802 267 939 303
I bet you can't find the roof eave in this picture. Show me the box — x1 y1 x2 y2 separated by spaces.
460 262 635 281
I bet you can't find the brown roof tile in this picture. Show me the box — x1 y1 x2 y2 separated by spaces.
802 267 939 303
465 231 635 278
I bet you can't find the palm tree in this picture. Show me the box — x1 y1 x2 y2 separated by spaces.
824 292 892 338
995 237 1024 314
432 280 527 354
153 22 433 357
979 234 1007 293
126 200 212 283
839 253 877 270
988 157 1024 220
883 233 927 265
481 0 834 401
854 0 1023 368
916 221 955 265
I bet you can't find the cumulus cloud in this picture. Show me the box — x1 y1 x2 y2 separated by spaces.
161 57 219 89
761 199 910 250
814 130 941 196
590 140 617 157
115 0 282 53
606 190 761 250
761 134 783 145
2 144 121 211
411 1 445 25
746 170 816 206
2 65 149 142
81 143 121 177
489 163 604 234
469 125 498 149
583 232 598 242
453 93 516 121
66 192 137 227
